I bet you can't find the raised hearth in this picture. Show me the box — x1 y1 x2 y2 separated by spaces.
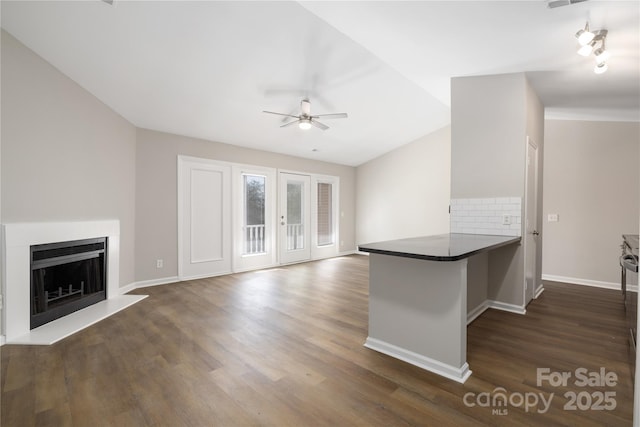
2 220 146 345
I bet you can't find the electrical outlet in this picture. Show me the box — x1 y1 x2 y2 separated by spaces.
502 214 511 225
156 259 164 269
548 213 559 222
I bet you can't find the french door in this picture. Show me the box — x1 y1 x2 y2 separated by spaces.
232 165 276 272
279 173 311 264
178 158 339 277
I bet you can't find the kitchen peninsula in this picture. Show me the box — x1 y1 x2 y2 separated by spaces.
359 233 521 383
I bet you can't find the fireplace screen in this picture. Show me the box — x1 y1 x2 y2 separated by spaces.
30 237 107 329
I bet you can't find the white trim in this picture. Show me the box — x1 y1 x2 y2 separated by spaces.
0 336 5 346
124 276 179 292
355 250 370 256
467 301 490 324
339 249 357 256
487 300 526 315
178 270 232 282
119 282 137 295
545 108 640 123
541 274 637 291
364 337 471 384
467 299 526 324
534 284 545 299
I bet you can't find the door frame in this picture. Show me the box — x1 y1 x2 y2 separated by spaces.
523 136 541 305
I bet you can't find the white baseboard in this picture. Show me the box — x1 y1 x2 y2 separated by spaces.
339 249 357 256
0 335 5 346
124 276 180 292
364 337 471 384
467 299 526 324
467 301 490 324
541 274 638 292
534 284 545 299
487 300 527 315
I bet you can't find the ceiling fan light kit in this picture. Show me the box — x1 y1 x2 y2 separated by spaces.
575 22 610 74
263 98 347 131
298 119 312 130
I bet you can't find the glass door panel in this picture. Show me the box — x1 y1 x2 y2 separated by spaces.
243 174 266 255
279 173 311 264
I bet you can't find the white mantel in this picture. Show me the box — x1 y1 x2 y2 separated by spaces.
2 220 145 344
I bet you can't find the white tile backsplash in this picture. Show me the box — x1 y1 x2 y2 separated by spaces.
450 197 522 236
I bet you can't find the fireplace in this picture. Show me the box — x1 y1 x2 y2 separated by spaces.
30 237 107 329
1 220 140 344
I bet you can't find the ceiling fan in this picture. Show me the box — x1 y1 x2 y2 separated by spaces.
263 98 347 131
547 0 587 8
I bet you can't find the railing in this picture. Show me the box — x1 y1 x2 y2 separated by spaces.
287 223 304 250
244 223 305 254
244 225 265 254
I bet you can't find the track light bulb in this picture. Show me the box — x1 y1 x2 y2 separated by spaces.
575 22 595 46
577 43 594 57
594 62 608 74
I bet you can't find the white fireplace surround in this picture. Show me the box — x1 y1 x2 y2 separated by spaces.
2 220 146 345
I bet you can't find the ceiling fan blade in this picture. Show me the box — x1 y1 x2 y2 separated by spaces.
547 0 587 8
263 110 300 119
312 113 348 119
280 120 300 128
310 120 329 131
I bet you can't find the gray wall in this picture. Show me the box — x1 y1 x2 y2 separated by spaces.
451 73 544 308
542 120 639 286
451 73 527 199
356 125 451 245
135 128 356 282
1 31 137 288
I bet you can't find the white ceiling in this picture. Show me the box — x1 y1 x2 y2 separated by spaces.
2 1 638 166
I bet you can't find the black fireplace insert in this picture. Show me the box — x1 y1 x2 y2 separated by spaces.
30 237 107 329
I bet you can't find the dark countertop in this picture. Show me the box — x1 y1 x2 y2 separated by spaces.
358 233 521 262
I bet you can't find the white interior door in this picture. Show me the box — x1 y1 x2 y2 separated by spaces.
178 156 231 279
524 138 539 305
279 172 311 264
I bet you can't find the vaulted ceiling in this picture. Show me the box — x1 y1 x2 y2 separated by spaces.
2 1 638 166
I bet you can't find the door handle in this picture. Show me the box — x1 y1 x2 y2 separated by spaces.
532 230 540 236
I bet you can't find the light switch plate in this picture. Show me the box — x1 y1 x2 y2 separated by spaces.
548 213 559 222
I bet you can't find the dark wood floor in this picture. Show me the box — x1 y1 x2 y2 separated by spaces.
2 255 634 426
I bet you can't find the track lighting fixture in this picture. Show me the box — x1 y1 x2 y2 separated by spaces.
575 22 595 46
575 22 609 74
